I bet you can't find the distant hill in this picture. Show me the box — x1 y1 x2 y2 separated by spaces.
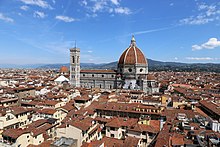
37 59 220 73
0 64 45 69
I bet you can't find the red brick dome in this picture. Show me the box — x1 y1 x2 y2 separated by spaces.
60 66 69 73
118 36 147 65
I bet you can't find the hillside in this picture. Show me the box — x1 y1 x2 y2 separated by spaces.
38 59 220 73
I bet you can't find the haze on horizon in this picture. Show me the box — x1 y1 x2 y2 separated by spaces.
0 0 220 65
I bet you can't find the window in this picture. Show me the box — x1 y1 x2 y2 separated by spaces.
83 74 85 77
27 135 29 138
77 56 79 63
140 68 143 72
72 56 75 63
92 74 94 77
102 75 104 77
128 68 132 72
111 134 114 138
112 75 114 78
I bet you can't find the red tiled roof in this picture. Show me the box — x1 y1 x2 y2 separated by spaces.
123 136 140 147
106 117 138 128
37 108 56 115
102 137 124 147
154 123 171 147
199 100 220 117
96 102 161 115
44 100 59 106
128 123 159 134
171 134 185 146
60 103 75 112
74 95 91 101
10 107 33 115
2 128 30 139
68 118 93 131
83 136 125 147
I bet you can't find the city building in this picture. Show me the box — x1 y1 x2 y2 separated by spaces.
70 36 159 94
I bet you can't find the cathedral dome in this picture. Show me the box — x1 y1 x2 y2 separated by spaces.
118 36 147 65
60 66 69 73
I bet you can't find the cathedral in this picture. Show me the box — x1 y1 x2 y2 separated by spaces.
70 36 159 94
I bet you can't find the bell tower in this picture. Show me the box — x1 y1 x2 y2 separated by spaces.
70 47 80 87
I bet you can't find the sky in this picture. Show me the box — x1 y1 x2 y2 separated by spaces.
0 0 220 65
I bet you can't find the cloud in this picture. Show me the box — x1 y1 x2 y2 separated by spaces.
20 0 52 9
169 3 174 6
132 26 174 36
111 0 120 6
180 16 214 25
0 13 14 23
114 7 131 15
87 50 93 53
179 2 220 25
55 15 77 22
20 5 29 11
80 0 88 6
80 0 132 17
98 26 175 43
92 0 107 13
192 38 220 50
186 57 220 61
33 11 46 18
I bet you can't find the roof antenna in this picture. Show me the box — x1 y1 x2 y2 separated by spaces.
74 40 77 48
